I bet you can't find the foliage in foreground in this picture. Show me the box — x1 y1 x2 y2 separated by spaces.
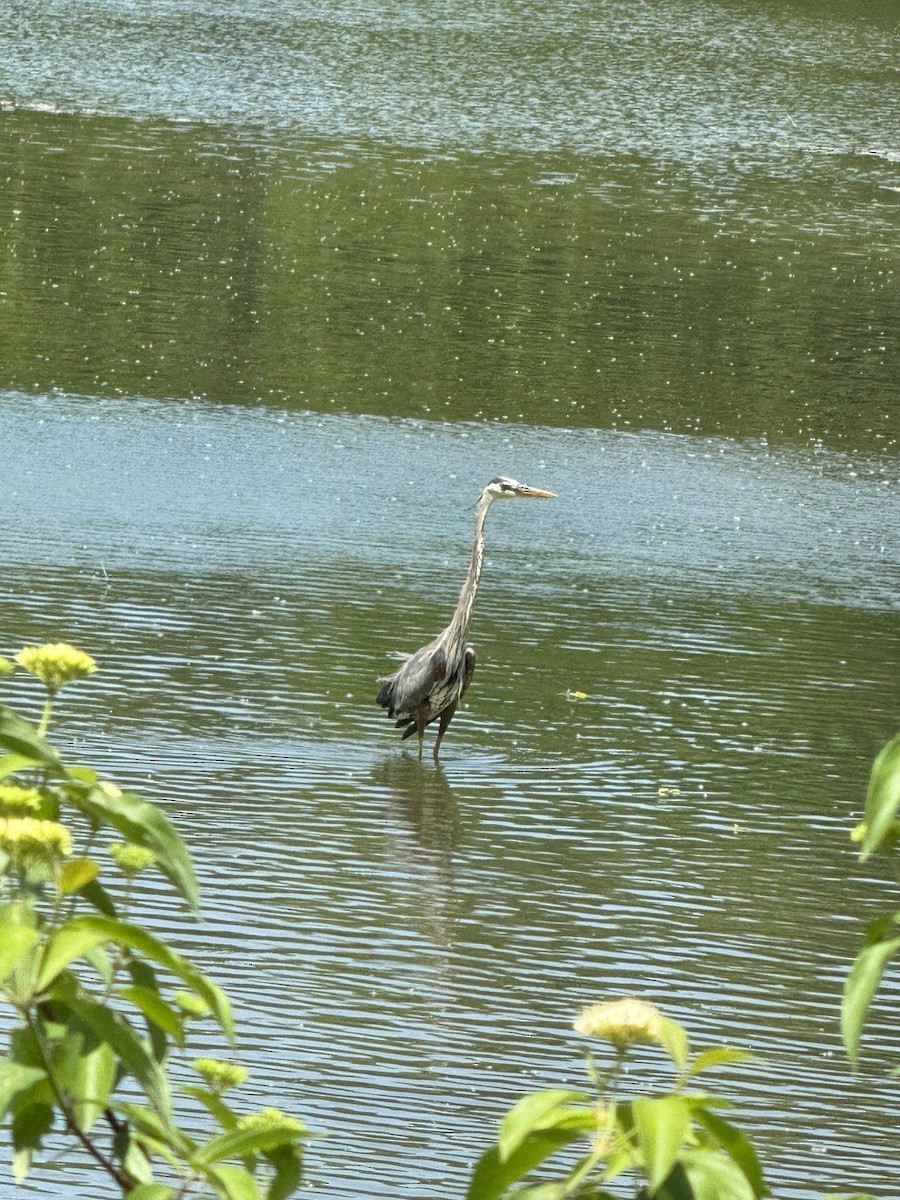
1 641 895 1200
0 644 310 1199
466 735 900 1200
466 996 765 1200
843 731 900 1069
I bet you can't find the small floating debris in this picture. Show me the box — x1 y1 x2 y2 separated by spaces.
567 690 588 700
657 786 681 798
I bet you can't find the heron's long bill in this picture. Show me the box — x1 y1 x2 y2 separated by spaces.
515 484 557 498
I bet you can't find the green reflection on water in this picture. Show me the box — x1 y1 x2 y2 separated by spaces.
0 109 895 450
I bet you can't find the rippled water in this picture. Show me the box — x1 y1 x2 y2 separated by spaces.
3 392 899 1196
4 0 898 161
2 0 899 1195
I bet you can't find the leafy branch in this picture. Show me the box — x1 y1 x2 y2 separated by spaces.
466 997 762 1200
0 643 312 1199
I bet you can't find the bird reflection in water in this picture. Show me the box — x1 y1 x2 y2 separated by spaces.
371 756 461 948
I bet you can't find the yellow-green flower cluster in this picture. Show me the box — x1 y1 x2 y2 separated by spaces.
110 842 155 876
237 1107 306 1135
0 816 72 867
14 643 97 692
174 990 210 1020
0 785 42 815
193 1058 248 1093
573 998 665 1051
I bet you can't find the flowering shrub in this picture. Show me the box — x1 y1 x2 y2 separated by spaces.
843 731 900 1068
0 643 310 1198
1 641 892 1200
466 997 765 1200
465 733 900 1200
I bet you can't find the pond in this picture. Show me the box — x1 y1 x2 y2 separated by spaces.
1 1 898 1196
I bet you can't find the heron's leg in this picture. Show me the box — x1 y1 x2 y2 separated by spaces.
433 703 457 762
415 702 428 761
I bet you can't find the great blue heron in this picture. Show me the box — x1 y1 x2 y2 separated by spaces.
376 476 557 761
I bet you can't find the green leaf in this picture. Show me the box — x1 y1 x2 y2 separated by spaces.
0 923 40 984
632 1096 691 1189
681 1091 734 1112
467 1128 583 1200
204 1164 262 1200
651 1162 695 1199
114 1101 196 1159
47 1005 117 1132
5 1067 55 1160
679 1148 756 1200
509 1158 614 1199
127 1184 175 1200
119 985 185 1047
36 919 112 993
0 707 65 775
80 877 118 916
657 1018 689 1070
123 1134 156 1186
84 945 114 984
12 1095 54 1156
69 1040 117 1133
65 991 174 1124
265 1144 303 1200
0 904 40 996
37 916 232 1039
498 1089 592 1161
842 934 900 1066
553 1193 617 1200
688 1048 754 1077
861 732 900 859
8 1023 46 1070
126 1126 183 1173
67 784 199 908
66 765 98 785
693 1108 766 1197
126 958 168 1061
182 1085 240 1131
193 1124 308 1168
13 1148 32 1182
821 1194 879 1199
0 1063 46 1123
0 753 47 777
58 857 100 895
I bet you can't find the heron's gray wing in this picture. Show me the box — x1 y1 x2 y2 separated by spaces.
375 638 448 716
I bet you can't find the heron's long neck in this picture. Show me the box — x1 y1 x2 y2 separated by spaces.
446 492 491 649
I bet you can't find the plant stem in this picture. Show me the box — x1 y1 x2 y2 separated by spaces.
26 1009 135 1193
37 695 54 739
174 1172 198 1200
99 881 134 1004
607 1046 626 1095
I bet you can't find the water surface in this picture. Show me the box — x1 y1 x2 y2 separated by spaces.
1 0 899 1195
3 393 899 1197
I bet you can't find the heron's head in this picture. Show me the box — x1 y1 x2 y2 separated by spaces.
484 476 557 501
